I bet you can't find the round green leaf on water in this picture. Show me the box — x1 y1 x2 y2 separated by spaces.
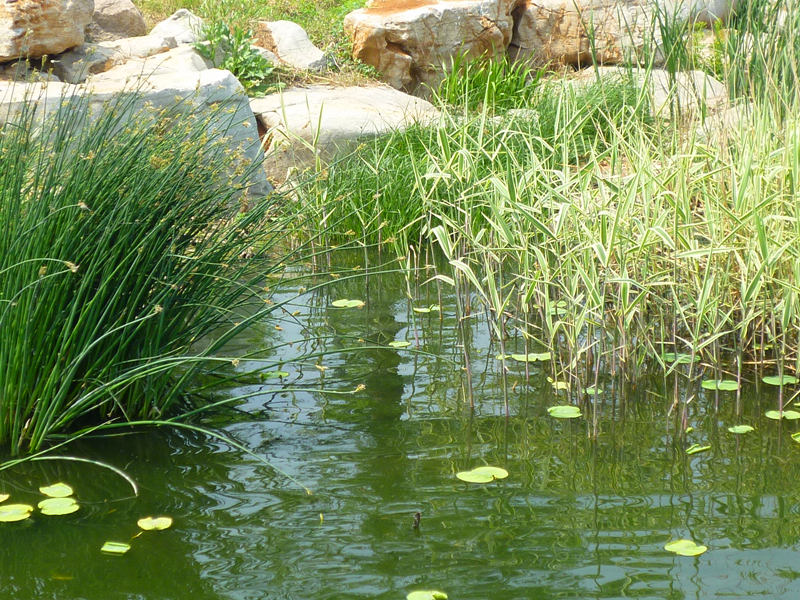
389 341 411 349
456 466 508 484
39 482 73 498
686 444 711 455
547 377 569 391
407 591 448 600
0 494 9 503
260 371 289 379
661 352 699 364
510 352 551 363
547 405 582 419
584 386 602 396
101 541 130 555
762 375 799 386
0 504 33 522
413 305 440 314
764 410 799 420
728 425 754 434
137 516 173 531
701 379 739 391
665 539 707 556
784 410 800 420
331 299 365 309
38 497 79 516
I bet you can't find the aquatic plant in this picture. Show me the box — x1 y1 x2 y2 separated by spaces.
0 90 279 454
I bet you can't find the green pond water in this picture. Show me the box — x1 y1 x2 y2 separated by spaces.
3 260 800 599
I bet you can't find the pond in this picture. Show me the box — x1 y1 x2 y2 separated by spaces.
2 256 800 599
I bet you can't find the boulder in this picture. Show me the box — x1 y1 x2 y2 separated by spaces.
50 43 119 83
345 0 513 92
345 0 740 89
88 0 147 42
254 21 328 71
249 84 440 183
573 66 728 117
0 68 270 199
149 9 204 45
0 0 94 62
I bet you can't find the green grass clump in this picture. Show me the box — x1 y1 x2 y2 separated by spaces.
0 93 277 454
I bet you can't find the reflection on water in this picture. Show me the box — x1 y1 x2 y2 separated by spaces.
2 259 800 599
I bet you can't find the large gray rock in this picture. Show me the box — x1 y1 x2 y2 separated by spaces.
88 0 146 42
250 84 440 183
254 21 328 71
0 0 94 62
0 68 270 199
149 9 204 45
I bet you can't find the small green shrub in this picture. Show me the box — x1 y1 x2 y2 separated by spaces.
196 22 276 95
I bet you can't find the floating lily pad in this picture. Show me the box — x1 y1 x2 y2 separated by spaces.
137 516 173 531
547 405 582 419
765 410 800 420
584 386 602 396
39 483 73 498
101 541 131 555
547 377 569 391
413 305 440 314
331 299 365 309
260 371 289 379
510 352 551 363
389 341 411 349
665 539 707 556
38 497 79 516
727 425 754 434
661 353 699 364
407 591 448 600
762 375 799 386
0 504 33 522
495 354 511 361
701 379 739 391
0 494 9 503
456 466 508 484
686 444 711 455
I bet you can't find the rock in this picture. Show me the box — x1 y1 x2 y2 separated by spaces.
85 44 213 80
254 21 328 71
50 43 118 83
0 68 270 199
0 0 94 62
697 101 751 144
0 59 60 82
88 0 147 42
98 34 176 59
573 66 728 117
345 0 513 91
149 9 204 45
249 84 440 183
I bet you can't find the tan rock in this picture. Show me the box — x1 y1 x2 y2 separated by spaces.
0 0 94 62
88 0 146 42
254 21 328 71
345 0 514 92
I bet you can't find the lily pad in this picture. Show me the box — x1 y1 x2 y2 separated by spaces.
665 539 707 556
388 341 411 349
547 405 582 419
686 444 711 455
456 466 508 484
101 541 131 555
584 386 602 396
547 377 569 391
38 497 79 516
701 379 739 391
413 305 440 314
727 425 754 434
39 482 73 498
137 516 173 531
765 410 800 420
0 504 33 522
0 494 9 503
661 353 699 364
407 591 448 600
331 299 365 309
762 375 799 386
510 352 551 363
260 371 289 379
